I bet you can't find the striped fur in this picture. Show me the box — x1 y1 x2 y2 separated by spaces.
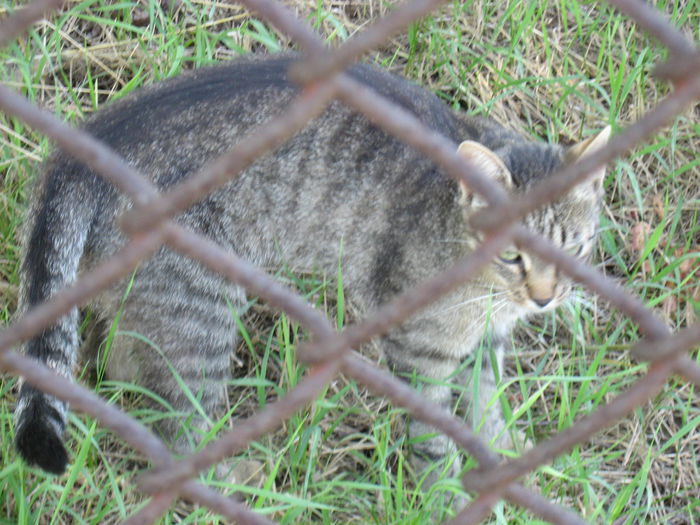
15 55 609 486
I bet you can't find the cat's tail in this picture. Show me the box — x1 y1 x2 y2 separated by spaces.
14 164 102 474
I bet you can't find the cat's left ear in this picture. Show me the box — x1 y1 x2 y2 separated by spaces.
456 140 513 208
565 126 612 199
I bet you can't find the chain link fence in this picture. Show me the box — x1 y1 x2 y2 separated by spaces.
0 0 698 523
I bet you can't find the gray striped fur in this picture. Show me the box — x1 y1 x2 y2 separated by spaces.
14 55 608 486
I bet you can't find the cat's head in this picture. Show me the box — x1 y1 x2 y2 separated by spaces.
457 127 611 313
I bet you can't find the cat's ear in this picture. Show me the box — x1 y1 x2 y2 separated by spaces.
456 140 513 208
565 126 612 199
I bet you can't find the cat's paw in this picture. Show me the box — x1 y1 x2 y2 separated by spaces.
216 459 265 487
508 428 535 453
512 427 532 452
494 427 531 453
425 485 468 518
416 460 467 517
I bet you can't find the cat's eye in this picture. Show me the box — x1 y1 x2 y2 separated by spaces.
498 249 522 264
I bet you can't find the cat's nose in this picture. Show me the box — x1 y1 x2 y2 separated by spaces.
532 297 552 308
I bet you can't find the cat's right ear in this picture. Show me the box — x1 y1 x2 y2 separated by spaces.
456 140 513 208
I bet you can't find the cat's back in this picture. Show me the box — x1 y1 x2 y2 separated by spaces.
81 54 462 168
83 55 297 151
41 55 467 201
39 55 470 287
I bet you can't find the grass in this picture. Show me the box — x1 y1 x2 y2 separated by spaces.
1 0 699 523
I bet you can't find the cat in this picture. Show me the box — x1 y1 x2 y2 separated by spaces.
13 54 610 488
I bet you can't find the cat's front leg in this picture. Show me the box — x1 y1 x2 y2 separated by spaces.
466 334 523 451
408 382 461 487
382 329 464 493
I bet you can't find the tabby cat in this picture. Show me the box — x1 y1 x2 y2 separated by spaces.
14 54 609 487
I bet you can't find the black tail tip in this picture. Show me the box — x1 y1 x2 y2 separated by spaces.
15 418 69 475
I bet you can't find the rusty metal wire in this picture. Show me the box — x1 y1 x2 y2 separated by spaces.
0 0 63 48
0 0 698 524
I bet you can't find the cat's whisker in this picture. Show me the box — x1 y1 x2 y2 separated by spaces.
470 298 510 330
568 290 595 311
465 280 502 292
562 296 594 319
435 291 508 316
436 238 472 245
